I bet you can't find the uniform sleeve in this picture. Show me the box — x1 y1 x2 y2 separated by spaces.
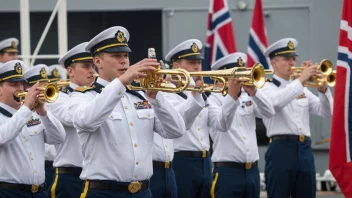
41 111 66 144
208 94 239 132
71 78 126 133
46 93 73 127
146 93 186 139
252 89 275 119
0 105 33 146
306 88 333 117
261 79 304 111
163 92 204 130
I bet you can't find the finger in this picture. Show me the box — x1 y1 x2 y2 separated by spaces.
36 87 45 91
138 66 157 72
142 58 158 62
136 72 148 78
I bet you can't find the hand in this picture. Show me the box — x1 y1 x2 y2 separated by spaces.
227 79 242 100
23 83 41 110
34 102 47 116
317 84 327 93
242 85 257 97
301 60 313 68
298 62 319 84
118 58 159 86
191 77 203 96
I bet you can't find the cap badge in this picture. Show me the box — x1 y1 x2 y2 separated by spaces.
15 62 22 74
191 43 199 53
287 41 294 50
40 67 47 79
52 68 59 78
238 57 244 66
11 41 17 49
116 31 125 43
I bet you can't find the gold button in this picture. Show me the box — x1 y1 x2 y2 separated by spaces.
109 116 113 119
240 123 242 127
134 175 137 179
118 91 122 95
197 128 200 131
124 106 128 109
34 132 38 134
134 144 138 147
200 138 203 141
243 136 246 139
147 114 150 118
129 122 133 126
136 161 139 165
34 170 37 174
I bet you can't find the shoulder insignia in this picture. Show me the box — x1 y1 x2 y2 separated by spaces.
74 86 95 93
60 86 74 94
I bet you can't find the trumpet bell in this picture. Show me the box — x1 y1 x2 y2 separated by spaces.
39 83 59 103
326 70 336 87
319 59 333 76
240 63 266 88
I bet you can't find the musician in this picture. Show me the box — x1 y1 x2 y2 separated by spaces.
0 60 65 198
46 42 96 198
208 52 275 198
262 38 333 198
23 64 58 192
70 26 186 198
0 38 19 64
163 39 239 198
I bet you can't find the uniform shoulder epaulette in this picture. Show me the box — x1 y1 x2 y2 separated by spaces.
60 86 73 94
74 85 95 93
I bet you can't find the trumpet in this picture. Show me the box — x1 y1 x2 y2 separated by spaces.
290 59 335 87
127 48 191 93
14 83 59 104
291 59 333 76
184 63 267 96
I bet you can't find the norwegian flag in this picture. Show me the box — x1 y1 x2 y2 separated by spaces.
203 0 237 78
246 0 270 69
328 0 352 196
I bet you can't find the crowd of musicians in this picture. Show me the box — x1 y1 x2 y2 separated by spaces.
0 25 333 198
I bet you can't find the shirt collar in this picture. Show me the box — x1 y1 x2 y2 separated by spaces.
69 82 79 89
273 75 291 86
0 102 17 115
96 77 110 87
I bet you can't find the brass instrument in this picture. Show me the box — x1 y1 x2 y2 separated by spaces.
14 83 59 104
291 59 333 76
290 59 335 87
326 70 336 87
127 48 191 93
55 80 70 88
265 69 274 75
184 63 266 96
